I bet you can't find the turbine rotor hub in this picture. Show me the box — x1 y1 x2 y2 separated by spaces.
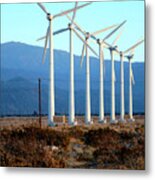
97 39 101 44
68 23 72 29
86 32 90 39
126 55 133 60
120 51 123 57
110 46 118 51
47 13 53 21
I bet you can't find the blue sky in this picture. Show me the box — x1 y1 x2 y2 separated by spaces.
1 0 145 62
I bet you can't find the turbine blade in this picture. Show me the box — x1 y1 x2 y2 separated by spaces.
103 41 111 48
91 24 118 37
36 36 46 41
42 26 50 64
53 2 92 19
72 28 98 57
103 20 127 41
112 29 124 46
101 47 103 60
104 64 106 79
131 67 135 85
37 3 48 14
90 35 97 41
71 2 78 24
113 49 120 55
89 37 96 44
124 39 144 54
114 67 116 82
130 48 135 56
37 27 69 41
53 27 69 36
80 44 86 68
101 50 106 78
66 14 86 36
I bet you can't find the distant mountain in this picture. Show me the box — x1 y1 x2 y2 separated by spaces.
0 42 145 116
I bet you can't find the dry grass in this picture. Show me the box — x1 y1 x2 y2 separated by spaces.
0 116 145 169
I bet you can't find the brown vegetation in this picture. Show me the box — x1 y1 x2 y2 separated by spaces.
0 117 145 169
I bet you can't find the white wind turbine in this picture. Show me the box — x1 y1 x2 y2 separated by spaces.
67 22 99 125
104 28 126 123
56 2 95 125
66 14 118 124
123 39 144 122
67 2 93 125
105 29 126 124
37 2 92 126
94 20 126 123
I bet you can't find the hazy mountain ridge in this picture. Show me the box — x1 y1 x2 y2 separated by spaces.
0 42 144 115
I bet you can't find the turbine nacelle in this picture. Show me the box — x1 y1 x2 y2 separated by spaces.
85 32 90 39
47 13 53 21
125 54 134 60
109 45 118 51
120 51 123 57
68 23 73 30
97 39 102 45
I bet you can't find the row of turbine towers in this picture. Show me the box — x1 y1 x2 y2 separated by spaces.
37 2 144 126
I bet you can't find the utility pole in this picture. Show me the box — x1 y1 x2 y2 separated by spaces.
0 53 1 117
38 78 42 128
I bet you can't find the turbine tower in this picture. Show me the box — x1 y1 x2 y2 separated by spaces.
119 51 126 122
110 46 117 123
66 15 118 124
68 22 75 125
126 54 135 122
37 2 91 126
124 39 144 122
68 2 84 125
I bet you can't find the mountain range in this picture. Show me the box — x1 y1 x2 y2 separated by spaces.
0 42 145 116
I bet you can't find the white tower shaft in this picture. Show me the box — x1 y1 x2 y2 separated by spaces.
110 50 116 123
120 54 125 122
129 58 134 120
48 21 55 126
99 44 105 123
85 40 91 124
69 28 75 124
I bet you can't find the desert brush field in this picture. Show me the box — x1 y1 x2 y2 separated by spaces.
0 116 145 169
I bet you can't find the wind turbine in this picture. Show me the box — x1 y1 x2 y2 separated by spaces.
104 28 126 123
37 2 92 126
59 2 94 125
68 2 78 125
123 39 144 122
105 29 125 124
95 20 126 123
64 2 95 125
66 14 118 124
67 22 99 125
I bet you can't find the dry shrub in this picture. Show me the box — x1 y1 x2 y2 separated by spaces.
0 121 145 169
0 126 69 167
86 126 145 169
84 127 120 147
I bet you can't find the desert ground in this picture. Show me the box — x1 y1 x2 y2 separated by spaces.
0 115 145 169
